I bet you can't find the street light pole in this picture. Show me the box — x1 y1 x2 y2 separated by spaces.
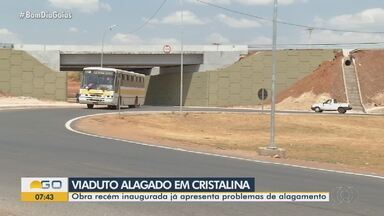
307 27 314 49
179 0 184 112
269 0 278 149
101 24 118 68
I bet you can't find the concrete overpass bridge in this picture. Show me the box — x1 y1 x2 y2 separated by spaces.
13 44 248 74
1 44 340 107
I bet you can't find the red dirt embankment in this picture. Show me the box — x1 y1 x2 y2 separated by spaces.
353 50 384 106
67 72 80 99
0 91 9 97
277 49 384 110
277 52 346 103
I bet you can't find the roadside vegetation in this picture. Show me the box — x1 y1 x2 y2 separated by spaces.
75 113 384 175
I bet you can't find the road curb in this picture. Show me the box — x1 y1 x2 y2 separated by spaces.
0 105 81 111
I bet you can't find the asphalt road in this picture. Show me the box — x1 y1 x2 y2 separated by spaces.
0 106 383 216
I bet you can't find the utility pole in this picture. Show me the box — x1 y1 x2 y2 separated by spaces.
269 0 278 150
258 0 285 158
179 0 184 112
101 24 118 68
307 27 314 49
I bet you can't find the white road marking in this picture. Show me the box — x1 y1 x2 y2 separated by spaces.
65 111 384 180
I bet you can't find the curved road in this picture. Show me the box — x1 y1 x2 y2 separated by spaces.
0 107 383 216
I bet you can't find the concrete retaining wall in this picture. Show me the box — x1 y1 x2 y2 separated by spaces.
0 49 67 100
145 49 339 106
0 48 338 105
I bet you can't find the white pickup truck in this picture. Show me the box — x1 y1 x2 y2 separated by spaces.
311 99 352 114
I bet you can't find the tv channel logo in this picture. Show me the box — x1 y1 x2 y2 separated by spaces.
30 179 62 189
22 177 68 192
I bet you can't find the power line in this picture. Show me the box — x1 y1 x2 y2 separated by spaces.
249 41 384 47
196 0 384 34
129 0 168 34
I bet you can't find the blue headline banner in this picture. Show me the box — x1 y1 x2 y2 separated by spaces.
68 177 255 192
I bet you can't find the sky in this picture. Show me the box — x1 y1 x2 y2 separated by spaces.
0 0 384 48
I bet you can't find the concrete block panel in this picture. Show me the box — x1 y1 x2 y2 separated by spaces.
0 50 66 101
22 51 32 60
218 89 229 100
0 70 10 81
240 78 254 87
229 71 242 81
10 53 22 65
55 89 67 101
56 72 67 79
208 93 217 104
0 49 12 59
0 82 10 92
218 80 230 89
56 77 66 89
208 83 218 92
33 78 45 88
229 83 241 94
276 72 288 81
32 88 45 98
239 69 253 78
240 91 253 100
10 65 22 77
21 83 33 93
22 60 33 71
0 59 10 70
10 77 22 88
44 94 55 100
44 73 56 82
22 72 33 82
33 65 48 77
287 52 299 57
208 71 219 81
228 93 241 102
44 83 56 94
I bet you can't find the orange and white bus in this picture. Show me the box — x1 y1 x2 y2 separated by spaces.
78 67 145 109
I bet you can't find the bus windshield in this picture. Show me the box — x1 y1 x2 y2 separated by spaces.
82 70 115 91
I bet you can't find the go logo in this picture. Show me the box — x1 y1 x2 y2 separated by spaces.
30 180 62 189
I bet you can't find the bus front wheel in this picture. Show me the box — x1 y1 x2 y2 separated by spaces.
87 104 94 109
134 96 139 108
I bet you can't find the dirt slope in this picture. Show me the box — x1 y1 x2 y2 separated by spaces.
353 49 384 106
277 49 384 110
67 72 81 99
277 52 346 104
